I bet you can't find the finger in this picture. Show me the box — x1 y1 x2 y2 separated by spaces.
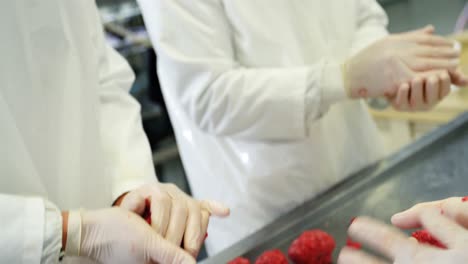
410 77 424 110
410 58 458 72
391 197 467 229
338 247 388 264
394 83 410 111
420 207 467 248
391 200 443 229
415 46 460 59
200 210 210 239
348 217 416 260
439 72 451 100
151 194 172 236
449 69 468 86
405 25 435 35
165 201 189 246
149 233 196 264
119 192 147 215
183 202 202 257
425 75 440 106
389 83 402 109
412 34 455 47
200 200 230 217
191 210 210 258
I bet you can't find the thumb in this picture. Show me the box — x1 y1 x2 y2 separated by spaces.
149 234 196 264
414 24 435 35
391 200 444 229
201 200 230 217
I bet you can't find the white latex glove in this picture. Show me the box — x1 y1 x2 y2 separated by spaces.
344 25 460 99
80 207 196 264
390 69 468 112
338 214 468 264
391 71 450 111
118 183 230 257
391 196 468 229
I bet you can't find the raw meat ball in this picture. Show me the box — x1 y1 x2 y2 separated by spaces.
288 230 336 264
255 249 288 264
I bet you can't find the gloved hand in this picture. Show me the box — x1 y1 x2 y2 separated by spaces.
118 182 230 257
390 70 468 112
338 213 468 264
80 207 196 264
344 25 460 99
391 196 468 229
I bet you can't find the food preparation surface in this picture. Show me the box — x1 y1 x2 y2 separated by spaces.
202 112 468 263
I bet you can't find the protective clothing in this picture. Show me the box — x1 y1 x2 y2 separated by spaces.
0 1 155 262
139 0 388 254
0 194 62 263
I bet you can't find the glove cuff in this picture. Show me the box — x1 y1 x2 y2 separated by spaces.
65 210 82 256
341 62 352 98
321 62 348 106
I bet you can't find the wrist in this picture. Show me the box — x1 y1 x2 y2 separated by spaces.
61 211 69 250
321 62 348 105
341 62 352 98
80 210 105 259
342 60 370 99
342 59 363 99
63 210 83 257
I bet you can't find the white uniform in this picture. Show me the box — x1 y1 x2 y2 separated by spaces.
139 0 388 254
0 1 155 263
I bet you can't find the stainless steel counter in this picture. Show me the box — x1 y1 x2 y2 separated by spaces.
202 112 468 264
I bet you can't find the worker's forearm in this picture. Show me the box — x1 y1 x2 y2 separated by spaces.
62 211 69 250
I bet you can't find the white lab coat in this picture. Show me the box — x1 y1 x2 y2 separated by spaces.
139 0 388 255
0 1 155 263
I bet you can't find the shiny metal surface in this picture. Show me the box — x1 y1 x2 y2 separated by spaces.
202 112 468 263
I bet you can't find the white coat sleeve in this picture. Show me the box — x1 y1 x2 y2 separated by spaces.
91 4 156 199
0 194 62 264
350 0 389 55
139 0 348 141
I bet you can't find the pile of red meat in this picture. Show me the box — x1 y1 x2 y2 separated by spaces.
228 230 336 264
228 226 447 264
